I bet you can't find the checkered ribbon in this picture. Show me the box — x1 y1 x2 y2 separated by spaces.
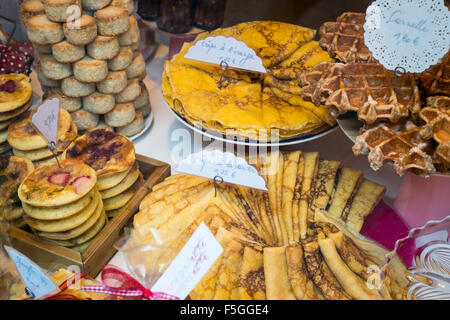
80 265 180 300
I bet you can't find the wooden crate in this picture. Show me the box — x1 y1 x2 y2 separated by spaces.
10 154 171 278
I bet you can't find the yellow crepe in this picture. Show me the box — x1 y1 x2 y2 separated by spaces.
299 152 319 239
238 246 266 300
263 247 296 300
281 151 301 244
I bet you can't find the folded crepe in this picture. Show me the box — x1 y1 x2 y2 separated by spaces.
263 247 296 300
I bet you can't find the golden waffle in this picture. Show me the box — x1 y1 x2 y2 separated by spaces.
319 12 375 63
300 61 421 124
353 122 436 175
418 53 450 97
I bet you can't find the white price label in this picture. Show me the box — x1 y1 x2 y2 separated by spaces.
31 98 60 145
184 36 266 73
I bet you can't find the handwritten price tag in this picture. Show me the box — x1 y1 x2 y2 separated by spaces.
31 98 60 145
184 36 266 73
364 0 449 73
151 223 223 300
4 246 60 300
175 150 267 190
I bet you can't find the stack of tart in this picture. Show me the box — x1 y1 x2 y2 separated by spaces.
62 128 143 218
20 0 152 137
8 108 78 168
0 74 33 155
162 21 336 142
0 155 35 228
131 150 409 300
18 159 104 252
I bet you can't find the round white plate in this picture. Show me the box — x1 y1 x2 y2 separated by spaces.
129 111 153 141
169 107 338 147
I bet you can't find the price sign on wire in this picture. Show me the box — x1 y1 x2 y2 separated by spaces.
364 0 449 73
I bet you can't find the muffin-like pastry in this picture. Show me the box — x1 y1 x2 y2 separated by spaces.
40 54 73 80
133 82 149 109
104 102 135 127
97 71 127 94
94 6 130 36
96 119 114 131
73 57 108 83
42 0 82 22
87 36 119 60
130 41 140 52
111 0 135 15
118 16 139 46
83 92 115 114
20 0 46 25
126 51 146 79
115 111 144 137
81 0 111 10
137 103 151 118
52 41 85 63
8 109 74 151
33 43 53 55
116 78 141 103
47 88 82 112
18 159 97 207
63 128 135 176
26 14 64 45
62 76 95 97
71 109 99 131
108 46 133 71
36 63 61 88
63 14 97 46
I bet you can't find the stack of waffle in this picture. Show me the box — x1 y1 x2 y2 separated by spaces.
8 108 78 168
62 128 143 218
0 155 35 228
300 12 450 175
20 0 152 137
19 159 105 252
0 74 33 155
130 150 409 300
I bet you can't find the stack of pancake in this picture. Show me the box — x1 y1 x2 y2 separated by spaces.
8 108 78 168
0 74 33 155
130 150 409 300
0 155 35 228
20 0 152 137
62 128 143 218
18 159 105 252
162 21 337 142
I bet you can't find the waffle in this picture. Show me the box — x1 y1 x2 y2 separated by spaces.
353 121 436 175
419 96 450 167
299 61 421 124
418 53 450 97
319 12 374 63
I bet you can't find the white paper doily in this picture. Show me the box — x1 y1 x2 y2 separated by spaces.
364 0 450 73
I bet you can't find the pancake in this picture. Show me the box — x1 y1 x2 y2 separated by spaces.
22 188 95 220
12 139 72 161
8 109 75 151
238 246 266 300
99 162 140 199
37 200 104 240
0 74 33 112
0 129 7 144
62 128 135 176
32 152 63 168
103 177 141 211
18 159 97 207
24 191 100 232
0 155 34 209
96 164 133 190
1 205 24 221
0 118 13 131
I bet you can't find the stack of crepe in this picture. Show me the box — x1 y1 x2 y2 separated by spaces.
162 21 337 142
130 151 409 300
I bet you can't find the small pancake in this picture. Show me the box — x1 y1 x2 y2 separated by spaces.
0 74 33 112
99 162 140 199
62 128 135 176
96 163 133 190
0 99 33 121
71 239 92 252
23 191 100 232
8 109 74 151
18 159 97 207
103 177 141 211
0 118 13 131
106 208 121 218
37 200 104 240
1 205 23 221
12 140 72 161
0 155 35 208
0 129 8 144
22 188 95 220
32 152 62 168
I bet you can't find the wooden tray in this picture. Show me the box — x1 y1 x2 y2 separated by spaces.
10 154 171 278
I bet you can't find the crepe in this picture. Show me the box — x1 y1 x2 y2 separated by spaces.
263 247 296 300
238 246 266 300
298 152 319 239
281 151 301 244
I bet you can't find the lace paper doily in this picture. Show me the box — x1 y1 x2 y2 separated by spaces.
364 0 450 73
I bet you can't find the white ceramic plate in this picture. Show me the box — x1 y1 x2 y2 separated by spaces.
169 107 338 147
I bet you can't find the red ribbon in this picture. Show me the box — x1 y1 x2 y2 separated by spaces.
80 265 180 300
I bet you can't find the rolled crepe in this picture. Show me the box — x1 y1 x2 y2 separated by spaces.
318 237 382 300
238 246 266 300
263 247 296 300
